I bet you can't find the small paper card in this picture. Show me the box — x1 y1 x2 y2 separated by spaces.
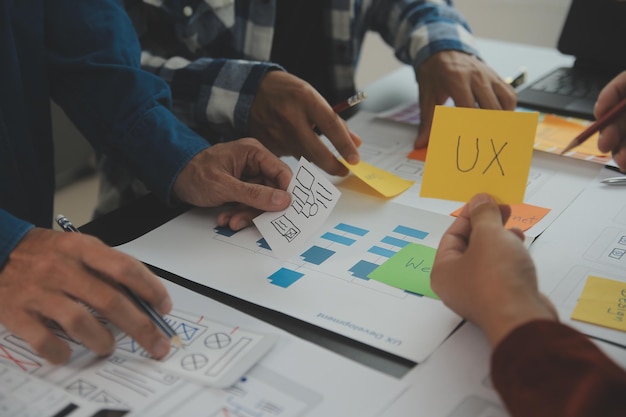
254 157 341 260
571 275 626 332
340 159 414 197
420 106 538 204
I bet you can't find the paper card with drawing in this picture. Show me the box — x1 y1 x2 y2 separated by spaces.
114 310 277 388
420 106 538 204
254 157 341 260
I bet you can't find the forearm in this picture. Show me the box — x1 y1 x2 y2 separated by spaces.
140 52 284 139
492 320 626 417
367 0 480 69
45 0 209 203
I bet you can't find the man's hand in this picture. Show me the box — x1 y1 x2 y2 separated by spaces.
250 71 361 176
596 71 626 171
431 193 557 347
415 51 517 148
173 138 293 230
0 228 173 364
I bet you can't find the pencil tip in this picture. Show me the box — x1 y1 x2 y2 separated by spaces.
171 335 184 348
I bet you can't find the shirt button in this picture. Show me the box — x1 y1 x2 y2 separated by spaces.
183 5 193 17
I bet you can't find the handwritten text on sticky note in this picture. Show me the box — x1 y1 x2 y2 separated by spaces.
420 106 538 204
571 275 626 332
451 203 551 232
367 243 439 299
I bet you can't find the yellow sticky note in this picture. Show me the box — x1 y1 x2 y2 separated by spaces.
420 106 539 204
340 159 414 197
571 275 626 332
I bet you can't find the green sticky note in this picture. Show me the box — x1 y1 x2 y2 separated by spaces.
368 243 439 299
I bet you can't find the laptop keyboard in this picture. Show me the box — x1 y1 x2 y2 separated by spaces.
529 67 605 100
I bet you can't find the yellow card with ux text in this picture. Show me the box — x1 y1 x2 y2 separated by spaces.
571 275 626 332
420 106 539 204
340 159 414 198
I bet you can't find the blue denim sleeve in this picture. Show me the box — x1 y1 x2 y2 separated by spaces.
45 0 209 204
0 210 33 269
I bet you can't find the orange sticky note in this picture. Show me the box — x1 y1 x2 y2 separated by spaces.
535 114 607 156
340 159 414 197
420 106 538 204
451 203 550 232
407 147 428 161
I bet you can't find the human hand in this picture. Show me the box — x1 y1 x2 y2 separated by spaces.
414 51 517 148
431 193 557 347
596 71 626 171
0 228 173 364
173 138 293 230
250 71 361 176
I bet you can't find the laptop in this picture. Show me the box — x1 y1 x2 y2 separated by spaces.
516 0 626 120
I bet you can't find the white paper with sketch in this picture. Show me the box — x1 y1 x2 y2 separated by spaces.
0 278 406 417
117 189 461 363
254 156 341 260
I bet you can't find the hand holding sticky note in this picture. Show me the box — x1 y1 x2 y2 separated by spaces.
420 106 539 203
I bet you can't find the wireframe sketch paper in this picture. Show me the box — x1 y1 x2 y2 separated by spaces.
254 157 341 260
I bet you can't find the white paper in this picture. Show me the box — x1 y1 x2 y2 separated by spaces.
254 157 341 260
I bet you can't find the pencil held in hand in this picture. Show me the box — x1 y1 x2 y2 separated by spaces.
560 96 626 155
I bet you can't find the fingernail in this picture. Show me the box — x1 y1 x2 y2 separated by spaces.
272 190 290 207
470 193 493 209
347 153 360 164
233 219 251 231
153 338 171 359
159 296 173 315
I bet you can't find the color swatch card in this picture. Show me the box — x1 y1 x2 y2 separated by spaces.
421 106 538 204
254 157 341 260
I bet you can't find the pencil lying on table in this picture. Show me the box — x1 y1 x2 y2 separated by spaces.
560 96 626 155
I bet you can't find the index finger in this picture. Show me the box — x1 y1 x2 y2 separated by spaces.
310 100 361 165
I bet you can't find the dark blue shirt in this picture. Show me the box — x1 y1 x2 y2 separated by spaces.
0 0 209 266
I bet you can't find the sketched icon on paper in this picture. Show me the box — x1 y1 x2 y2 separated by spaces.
271 164 336 243
271 215 300 242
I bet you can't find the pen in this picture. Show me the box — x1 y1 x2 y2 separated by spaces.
55 214 182 348
600 176 626 185
332 91 367 113
505 68 527 88
560 96 626 155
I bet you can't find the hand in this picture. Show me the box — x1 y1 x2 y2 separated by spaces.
0 228 173 364
250 71 361 176
431 193 557 347
596 71 626 171
173 138 293 230
414 51 517 148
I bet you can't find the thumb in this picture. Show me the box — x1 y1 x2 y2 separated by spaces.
228 180 292 212
469 193 505 228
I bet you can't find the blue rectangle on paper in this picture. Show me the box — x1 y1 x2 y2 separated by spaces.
349 260 378 280
214 225 238 237
368 246 396 258
381 236 410 248
393 225 428 239
301 246 335 265
257 238 271 250
268 268 304 288
321 232 356 246
334 223 368 236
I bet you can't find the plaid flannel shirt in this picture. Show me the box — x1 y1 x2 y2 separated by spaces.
94 0 479 217
125 0 479 142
